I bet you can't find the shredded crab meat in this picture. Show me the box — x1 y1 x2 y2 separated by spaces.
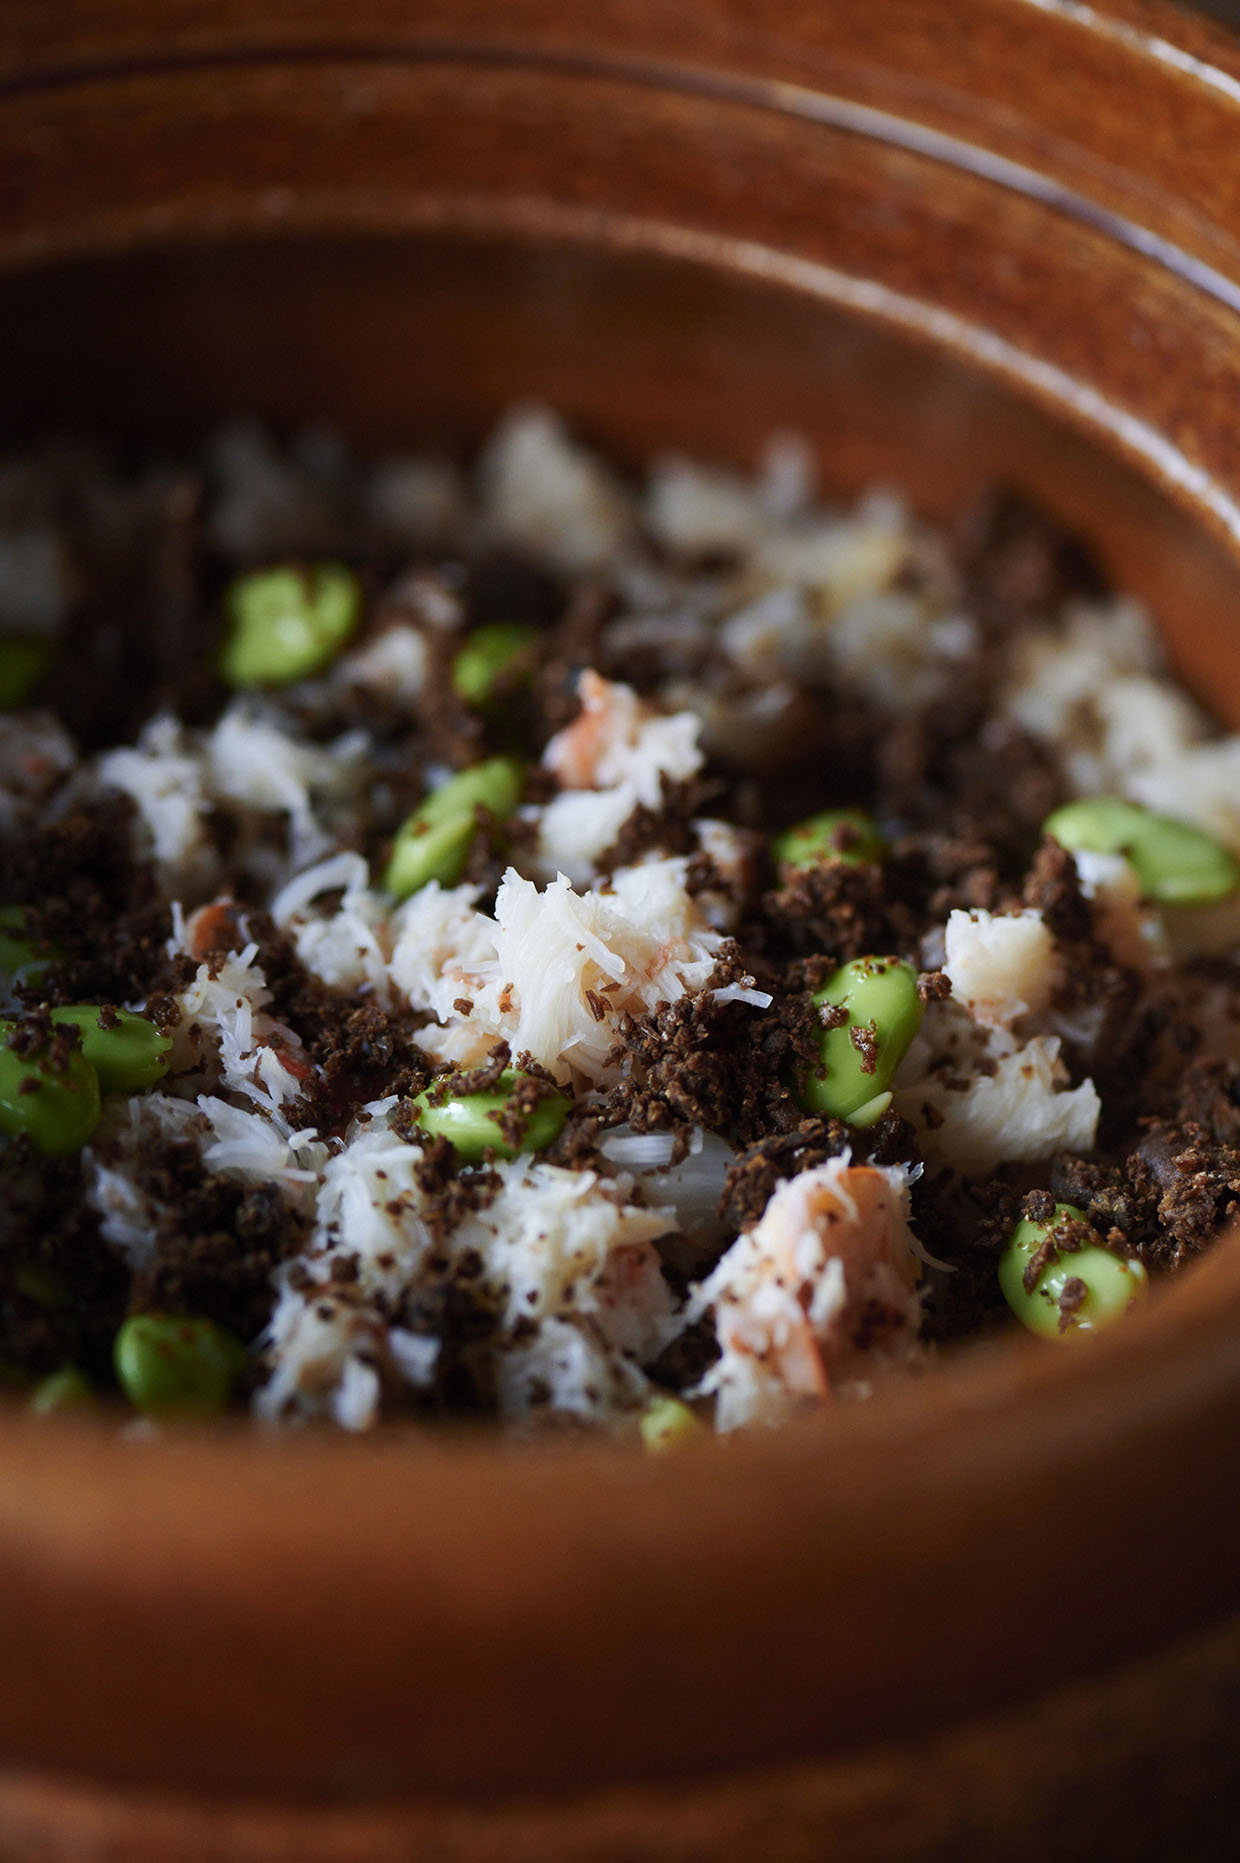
405 860 725 1087
898 1019 1100 1178
166 940 312 1114
532 669 705 884
943 907 1058 1030
254 1099 678 1429
691 1159 926 1431
543 668 703 804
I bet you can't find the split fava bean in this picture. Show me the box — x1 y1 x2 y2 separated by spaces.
0 906 61 989
410 1068 570 1162
773 808 886 874
221 563 361 688
452 621 540 707
1044 796 1240 905
383 756 524 900
114 1313 248 1416
640 1395 705 1453
49 1006 172 1093
999 1202 1148 1341
798 956 923 1125
0 1023 100 1155
30 1366 93 1416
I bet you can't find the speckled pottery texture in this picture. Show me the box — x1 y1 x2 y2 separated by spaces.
2 2 1240 1856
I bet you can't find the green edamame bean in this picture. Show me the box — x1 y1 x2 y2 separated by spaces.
384 757 524 900
797 956 923 1124
29 1366 93 1416
1044 796 1240 905
384 813 479 899
114 1313 247 1416
50 1006 172 1093
773 808 886 874
640 1395 705 1452
0 636 52 711
221 563 361 687
417 758 526 832
452 621 539 707
0 1022 100 1155
410 1068 570 1162
0 906 61 990
999 1202 1148 1341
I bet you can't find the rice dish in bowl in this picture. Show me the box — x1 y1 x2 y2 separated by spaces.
3 405 1240 1438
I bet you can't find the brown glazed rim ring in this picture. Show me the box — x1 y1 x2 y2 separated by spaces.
1 0 1240 1813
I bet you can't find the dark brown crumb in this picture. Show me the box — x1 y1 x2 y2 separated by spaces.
1128 1120 1240 1268
1022 837 1093 944
952 485 1106 636
491 1070 570 1152
647 1314 720 1391
418 1044 512 1109
717 1112 920 1235
1020 1207 1097 1295
598 969 823 1152
915 1175 1020 1345
411 1137 503 1247
596 773 725 876
224 910 435 1131
849 1020 880 1075
4 796 181 1008
758 858 920 964
95 1133 313 1344
1056 1276 1089 1330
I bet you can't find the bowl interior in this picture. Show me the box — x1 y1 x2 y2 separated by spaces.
6 0 1240 1804
2 223 1240 1806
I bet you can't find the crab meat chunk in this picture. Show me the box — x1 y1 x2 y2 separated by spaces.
691 1158 925 1431
542 668 702 806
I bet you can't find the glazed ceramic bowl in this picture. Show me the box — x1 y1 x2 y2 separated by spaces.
3 2 1240 1856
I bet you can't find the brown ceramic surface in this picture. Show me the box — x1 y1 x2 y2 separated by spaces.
2 1 1240 1854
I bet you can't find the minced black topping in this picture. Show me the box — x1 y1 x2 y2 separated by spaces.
0 432 1235 1421
597 966 822 1153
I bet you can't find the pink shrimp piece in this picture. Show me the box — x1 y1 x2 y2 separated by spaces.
542 669 644 790
701 1160 925 1422
185 898 244 960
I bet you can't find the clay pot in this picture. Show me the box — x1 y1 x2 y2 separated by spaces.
2 2 1240 1855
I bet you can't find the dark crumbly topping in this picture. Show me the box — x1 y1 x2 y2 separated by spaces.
411 1137 503 1247
106 1132 311 1344
597 774 724 877
2 446 1235 1425
952 484 1106 634
236 912 435 1130
1128 1120 1240 1268
1056 1276 1089 1330
1020 1207 1097 1296
849 1019 880 1075
1022 838 1093 944
419 1043 512 1108
599 977 822 1153
717 1111 919 1235
4 797 179 1008
758 858 918 963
